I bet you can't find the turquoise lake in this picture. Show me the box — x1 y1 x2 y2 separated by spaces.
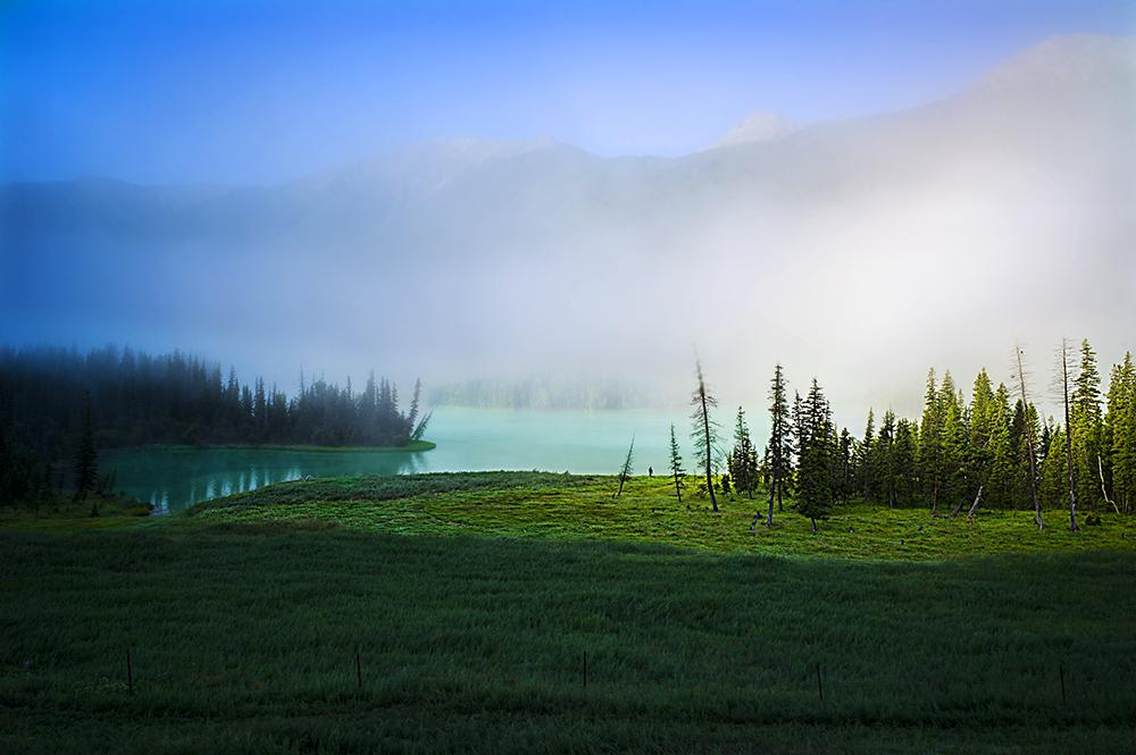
102 407 698 513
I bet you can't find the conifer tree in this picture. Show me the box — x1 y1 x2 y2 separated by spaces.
1014 346 1043 529
790 390 805 508
729 406 758 499
1058 340 1079 530
758 363 791 528
614 435 634 498
408 378 422 431
837 428 853 503
668 423 686 505
690 361 720 512
893 418 917 506
1120 368 1136 513
1040 424 1070 508
73 392 98 509
919 369 944 513
411 410 432 442
796 378 834 532
859 408 876 500
876 409 896 506
986 383 1014 507
1071 339 1103 512
966 369 998 499
1106 353 1135 512
254 378 267 436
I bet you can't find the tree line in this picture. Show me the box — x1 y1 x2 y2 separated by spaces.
0 345 430 505
666 341 1135 532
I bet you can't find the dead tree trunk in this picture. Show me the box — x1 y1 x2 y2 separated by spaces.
696 379 718 513
966 484 984 521
1098 455 1120 515
766 478 775 527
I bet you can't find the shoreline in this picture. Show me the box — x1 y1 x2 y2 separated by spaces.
101 440 437 454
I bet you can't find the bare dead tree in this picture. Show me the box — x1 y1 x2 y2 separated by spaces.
1098 455 1120 514
690 360 719 512
966 484 984 521
1015 345 1043 530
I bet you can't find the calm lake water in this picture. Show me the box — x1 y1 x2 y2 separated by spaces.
102 406 691 513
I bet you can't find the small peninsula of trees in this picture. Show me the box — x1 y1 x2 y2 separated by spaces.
0 345 429 504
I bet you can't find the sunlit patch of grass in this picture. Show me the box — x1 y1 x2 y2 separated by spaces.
185 472 1136 560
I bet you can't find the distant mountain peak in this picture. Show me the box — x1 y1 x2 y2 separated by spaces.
977 33 1135 92
714 112 797 148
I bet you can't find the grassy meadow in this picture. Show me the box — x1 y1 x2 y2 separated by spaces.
2 472 1135 752
187 472 1136 560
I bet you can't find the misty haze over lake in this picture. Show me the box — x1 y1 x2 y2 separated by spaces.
4 34 1133 428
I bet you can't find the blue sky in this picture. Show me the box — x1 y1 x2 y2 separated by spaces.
2 0 1133 184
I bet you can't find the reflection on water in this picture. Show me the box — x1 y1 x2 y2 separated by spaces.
102 406 686 514
110 447 428 514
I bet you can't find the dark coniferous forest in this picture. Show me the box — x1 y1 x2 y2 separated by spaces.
0 345 428 503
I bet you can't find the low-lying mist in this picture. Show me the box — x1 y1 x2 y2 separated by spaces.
2 36 1133 432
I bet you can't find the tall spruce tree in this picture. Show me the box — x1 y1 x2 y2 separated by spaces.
919 369 944 513
877 410 896 507
1014 346 1044 529
966 369 998 504
757 364 791 528
1106 353 1136 512
935 372 969 512
1120 362 1136 513
774 367 792 511
408 378 422 432
1071 339 1103 512
1040 423 1070 509
893 418 917 506
1058 340 1079 530
987 383 1015 507
790 390 805 507
859 408 876 500
837 428 853 503
796 378 834 532
668 423 686 505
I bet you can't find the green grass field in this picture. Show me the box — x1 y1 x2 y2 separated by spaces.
2 473 1135 752
188 472 1136 560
